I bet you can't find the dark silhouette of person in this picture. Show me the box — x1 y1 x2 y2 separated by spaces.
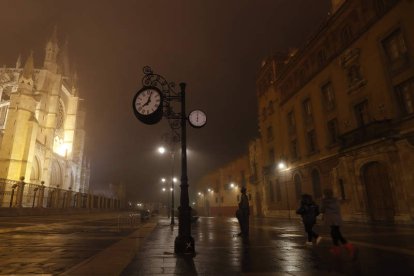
237 187 250 238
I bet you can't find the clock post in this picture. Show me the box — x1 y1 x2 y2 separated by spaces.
132 66 205 256
174 82 195 254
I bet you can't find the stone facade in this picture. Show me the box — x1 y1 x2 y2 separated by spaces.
255 0 414 224
195 155 256 217
197 0 414 224
0 28 90 207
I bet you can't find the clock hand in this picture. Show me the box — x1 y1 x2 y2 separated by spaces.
143 91 153 106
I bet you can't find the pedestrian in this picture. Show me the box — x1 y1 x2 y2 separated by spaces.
296 193 322 246
320 188 355 257
236 186 250 238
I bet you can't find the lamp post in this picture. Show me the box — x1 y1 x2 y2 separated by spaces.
132 66 206 255
158 140 178 225
278 161 291 220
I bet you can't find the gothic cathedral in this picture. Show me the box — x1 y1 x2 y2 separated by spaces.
0 28 90 199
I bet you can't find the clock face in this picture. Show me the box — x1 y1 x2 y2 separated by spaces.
132 86 163 125
188 109 207 128
134 88 161 115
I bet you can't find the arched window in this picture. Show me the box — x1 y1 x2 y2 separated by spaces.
30 157 41 182
50 161 62 187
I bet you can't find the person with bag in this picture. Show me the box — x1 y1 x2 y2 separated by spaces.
296 193 322 246
320 188 355 257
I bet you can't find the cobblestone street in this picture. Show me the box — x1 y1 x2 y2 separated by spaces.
0 212 141 275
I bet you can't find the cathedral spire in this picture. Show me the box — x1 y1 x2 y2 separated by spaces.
16 54 22 69
44 25 59 73
22 51 34 79
58 36 70 76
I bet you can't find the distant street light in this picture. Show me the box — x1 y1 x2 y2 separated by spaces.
158 144 177 226
158 146 166 154
278 160 290 220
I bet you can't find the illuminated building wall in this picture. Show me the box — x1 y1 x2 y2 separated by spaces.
195 155 257 217
0 28 90 196
256 0 414 223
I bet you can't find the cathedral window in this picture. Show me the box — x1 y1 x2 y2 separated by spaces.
56 101 65 129
0 104 9 128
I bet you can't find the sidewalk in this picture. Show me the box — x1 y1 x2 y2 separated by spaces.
120 217 414 276
65 216 414 275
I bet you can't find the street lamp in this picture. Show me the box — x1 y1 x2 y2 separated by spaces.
133 66 206 255
158 144 177 226
278 161 291 220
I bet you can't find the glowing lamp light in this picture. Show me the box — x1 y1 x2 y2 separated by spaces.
161 178 166 183
230 183 235 188
158 146 166 154
278 162 287 170
53 137 72 157
162 187 166 192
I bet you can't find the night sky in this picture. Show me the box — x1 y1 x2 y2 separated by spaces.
0 0 330 202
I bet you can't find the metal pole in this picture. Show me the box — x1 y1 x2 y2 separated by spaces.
174 82 195 255
170 150 175 225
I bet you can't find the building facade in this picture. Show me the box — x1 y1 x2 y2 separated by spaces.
256 0 414 223
195 155 256 217
0 28 90 207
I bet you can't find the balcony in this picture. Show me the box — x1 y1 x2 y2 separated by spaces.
339 119 395 150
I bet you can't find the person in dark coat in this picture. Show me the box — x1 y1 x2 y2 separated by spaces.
237 186 250 238
321 188 355 257
296 194 322 246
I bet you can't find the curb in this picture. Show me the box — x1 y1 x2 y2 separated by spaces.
62 221 157 275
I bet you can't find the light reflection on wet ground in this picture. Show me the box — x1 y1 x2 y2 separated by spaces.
0 212 140 275
123 216 414 275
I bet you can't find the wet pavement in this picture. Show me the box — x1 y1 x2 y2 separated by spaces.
1 213 414 275
122 217 414 276
0 211 142 275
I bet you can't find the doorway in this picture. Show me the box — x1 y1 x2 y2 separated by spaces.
362 162 394 223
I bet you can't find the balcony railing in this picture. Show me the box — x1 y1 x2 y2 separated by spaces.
339 119 394 150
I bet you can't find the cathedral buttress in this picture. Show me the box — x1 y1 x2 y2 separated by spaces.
0 53 39 180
